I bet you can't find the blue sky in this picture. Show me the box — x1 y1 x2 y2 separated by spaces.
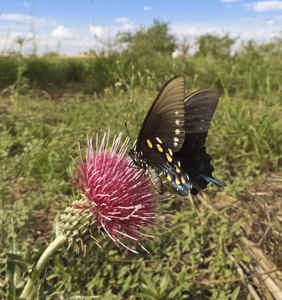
1 0 282 56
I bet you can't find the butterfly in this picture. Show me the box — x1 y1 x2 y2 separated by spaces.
128 75 226 196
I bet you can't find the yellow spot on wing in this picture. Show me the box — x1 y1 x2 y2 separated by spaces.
181 176 186 183
157 144 163 152
156 137 162 144
168 148 173 156
175 166 181 173
147 139 153 148
167 174 172 182
175 178 180 185
166 153 172 162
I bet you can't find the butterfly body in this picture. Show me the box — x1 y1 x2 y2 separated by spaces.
129 75 226 196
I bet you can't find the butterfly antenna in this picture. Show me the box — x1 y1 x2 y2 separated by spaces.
125 122 134 147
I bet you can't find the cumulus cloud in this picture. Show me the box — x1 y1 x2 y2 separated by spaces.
144 5 152 10
90 26 104 37
247 1 282 12
51 25 74 39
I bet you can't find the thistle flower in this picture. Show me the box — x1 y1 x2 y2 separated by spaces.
70 132 158 253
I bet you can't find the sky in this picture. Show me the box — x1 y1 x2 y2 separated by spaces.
0 0 282 56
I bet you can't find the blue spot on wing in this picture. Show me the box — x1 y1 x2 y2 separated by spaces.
171 180 191 196
163 164 192 196
202 176 227 189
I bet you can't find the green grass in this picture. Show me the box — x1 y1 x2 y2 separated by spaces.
0 42 281 298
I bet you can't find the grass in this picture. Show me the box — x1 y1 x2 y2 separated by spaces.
0 39 281 298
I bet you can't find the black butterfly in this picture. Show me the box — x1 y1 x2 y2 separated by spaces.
128 75 226 196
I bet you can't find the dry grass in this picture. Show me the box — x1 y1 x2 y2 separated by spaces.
195 172 282 299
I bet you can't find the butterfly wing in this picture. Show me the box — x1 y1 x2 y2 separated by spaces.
174 88 226 195
181 88 220 154
136 75 186 154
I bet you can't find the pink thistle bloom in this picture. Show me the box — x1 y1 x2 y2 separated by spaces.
70 132 158 253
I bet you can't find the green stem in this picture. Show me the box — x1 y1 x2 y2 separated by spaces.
20 234 67 299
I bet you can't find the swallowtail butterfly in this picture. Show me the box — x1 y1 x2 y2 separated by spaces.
128 75 226 196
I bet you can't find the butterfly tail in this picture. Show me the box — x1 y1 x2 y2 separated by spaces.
201 176 227 189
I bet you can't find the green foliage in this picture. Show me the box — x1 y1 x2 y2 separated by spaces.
210 92 282 195
24 57 66 89
195 33 238 58
42 51 61 58
0 206 246 298
117 20 176 57
64 58 86 82
2 33 281 102
0 57 19 90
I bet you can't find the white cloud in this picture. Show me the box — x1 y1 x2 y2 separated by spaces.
172 26 215 36
124 23 136 30
51 25 74 40
266 19 275 24
144 5 152 10
221 0 242 2
9 31 26 39
270 32 280 37
115 18 129 24
248 1 282 12
254 16 279 24
0 13 56 28
9 31 32 43
114 18 136 30
0 13 33 23
90 26 104 37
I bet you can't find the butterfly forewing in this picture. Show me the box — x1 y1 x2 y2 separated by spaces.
136 75 185 153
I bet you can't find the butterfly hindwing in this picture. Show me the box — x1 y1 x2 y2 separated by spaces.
173 88 226 195
180 88 220 155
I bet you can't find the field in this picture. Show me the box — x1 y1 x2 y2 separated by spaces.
0 29 282 299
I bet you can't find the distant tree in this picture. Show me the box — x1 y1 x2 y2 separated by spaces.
195 33 237 58
178 35 191 58
238 40 261 60
257 36 282 58
117 20 176 57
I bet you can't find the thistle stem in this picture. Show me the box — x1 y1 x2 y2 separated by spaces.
20 234 67 299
